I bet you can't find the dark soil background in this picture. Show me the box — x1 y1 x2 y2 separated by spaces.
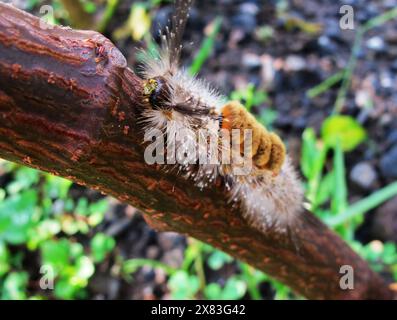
5 0 397 299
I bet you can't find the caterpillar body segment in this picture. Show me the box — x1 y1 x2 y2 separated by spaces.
220 101 286 176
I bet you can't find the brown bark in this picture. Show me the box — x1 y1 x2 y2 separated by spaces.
0 3 394 300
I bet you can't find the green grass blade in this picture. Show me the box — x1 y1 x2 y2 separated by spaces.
363 7 397 32
331 141 347 214
306 71 344 99
326 181 397 227
122 258 177 276
239 263 262 300
97 0 120 33
189 17 222 76
333 29 364 114
334 7 397 113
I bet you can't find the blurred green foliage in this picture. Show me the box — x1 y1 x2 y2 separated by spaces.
0 162 110 299
113 2 151 41
299 118 397 286
230 84 269 112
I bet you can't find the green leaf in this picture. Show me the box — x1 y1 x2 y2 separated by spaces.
44 174 72 199
0 241 10 277
40 239 71 274
7 167 39 194
207 251 232 271
221 277 247 300
1 272 28 300
54 279 80 300
168 271 200 299
230 83 269 112
382 243 397 265
0 190 38 244
321 115 367 151
89 199 109 215
64 198 75 212
70 242 85 260
83 0 97 14
74 256 95 281
88 199 108 226
205 278 248 300
75 198 89 216
37 220 61 237
60 216 80 235
204 283 222 300
90 233 115 263
27 219 61 250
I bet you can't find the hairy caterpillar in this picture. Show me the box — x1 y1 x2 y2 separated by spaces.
139 0 304 232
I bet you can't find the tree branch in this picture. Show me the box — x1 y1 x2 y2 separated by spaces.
0 3 394 300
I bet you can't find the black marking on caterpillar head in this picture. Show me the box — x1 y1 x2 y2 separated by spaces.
218 114 223 129
143 76 171 109
150 77 170 108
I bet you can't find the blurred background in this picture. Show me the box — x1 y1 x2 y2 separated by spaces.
0 0 397 299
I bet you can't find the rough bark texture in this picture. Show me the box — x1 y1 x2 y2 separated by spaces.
0 3 394 300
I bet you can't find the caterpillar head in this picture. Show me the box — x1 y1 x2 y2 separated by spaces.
143 76 171 109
